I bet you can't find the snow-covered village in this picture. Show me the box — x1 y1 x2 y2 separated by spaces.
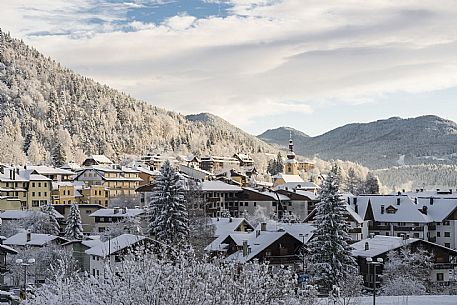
2 1 457 304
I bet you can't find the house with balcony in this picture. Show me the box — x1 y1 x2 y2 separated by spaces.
352 235 457 287
215 222 315 267
200 181 243 217
89 207 145 233
348 195 432 240
74 165 142 199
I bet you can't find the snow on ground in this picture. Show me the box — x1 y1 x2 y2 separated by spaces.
357 295 457 305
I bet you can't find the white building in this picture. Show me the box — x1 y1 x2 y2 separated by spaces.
85 234 151 278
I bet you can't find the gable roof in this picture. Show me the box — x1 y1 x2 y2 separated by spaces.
4 232 67 247
0 210 64 220
89 208 144 218
201 180 242 192
85 234 147 257
350 195 432 223
352 235 457 258
210 217 253 237
222 222 315 263
416 197 457 222
352 235 418 257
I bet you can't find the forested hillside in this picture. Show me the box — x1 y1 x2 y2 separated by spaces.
0 29 275 165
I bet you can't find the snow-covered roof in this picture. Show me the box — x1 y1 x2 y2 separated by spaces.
416 197 457 222
4 232 67 247
121 166 140 173
179 164 213 180
224 222 315 263
294 190 318 200
352 235 419 258
89 208 144 218
273 174 304 183
210 217 253 237
351 195 432 223
0 244 18 254
136 166 161 176
26 165 75 176
242 187 290 201
0 209 64 220
89 155 113 164
201 181 242 192
85 234 147 257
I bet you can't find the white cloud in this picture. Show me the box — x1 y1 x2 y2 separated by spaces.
2 0 457 130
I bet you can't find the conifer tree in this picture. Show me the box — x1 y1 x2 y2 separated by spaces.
64 203 84 240
148 160 189 246
40 204 61 236
308 164 357 292
51 142 66 168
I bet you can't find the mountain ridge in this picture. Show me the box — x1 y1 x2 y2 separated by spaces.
259 115 457 169
0 29 276 166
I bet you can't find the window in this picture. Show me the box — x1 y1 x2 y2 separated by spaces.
38 182 41 187
444 221 450 226
32 192 35 197
44 182 47 187
92 269 96 277
96 270 99 277
445 232 451 237
437 273 444 281
38 192 41 197
413 233 420 238
385 232 390 236
32 182 35 187
44 192 47 196
445 243 451 248
32 200 40 207
272 202 277 207
437 232 441 237
86 210 92 214
99 227 105 232
253 202 257 207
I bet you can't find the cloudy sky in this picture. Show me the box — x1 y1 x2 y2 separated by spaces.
2 0 457 136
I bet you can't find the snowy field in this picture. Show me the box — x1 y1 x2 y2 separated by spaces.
356 295 457 305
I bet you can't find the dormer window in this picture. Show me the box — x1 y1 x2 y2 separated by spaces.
386 205 398 214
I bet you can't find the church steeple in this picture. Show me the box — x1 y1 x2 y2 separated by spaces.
284 131 298 175
287 131 296 160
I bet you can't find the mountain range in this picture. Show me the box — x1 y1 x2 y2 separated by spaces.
259 116 457 169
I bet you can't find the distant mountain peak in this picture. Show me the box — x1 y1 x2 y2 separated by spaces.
258 115 457 169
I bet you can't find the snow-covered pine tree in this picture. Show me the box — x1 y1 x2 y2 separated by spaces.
148 160 189 246
308 164 357 293
64 203 84 240
40 204 61 236
365 172 380 194
51 142 66 168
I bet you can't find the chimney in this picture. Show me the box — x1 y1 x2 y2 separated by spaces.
242 240 248 257
402 189 405 193
397 198 401 205
229 217 233 223
26 230 31 243
381 205 385 214
397 191 401 196
414 198 417 204
365 242 369 251
422 206 428 215
420 189 424 192
416 189 419 193
430 198 434 205
437 189 440 192
256 230 260 238
261 222 267 231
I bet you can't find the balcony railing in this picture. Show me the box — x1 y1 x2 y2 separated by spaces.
433 263 455 270
265 255 300 265
393 226 424 232
369 225 390 231
349 228 362 234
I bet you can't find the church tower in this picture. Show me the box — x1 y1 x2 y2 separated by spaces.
284 132 298 175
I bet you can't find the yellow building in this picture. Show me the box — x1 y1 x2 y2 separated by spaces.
26 174 52 210
0 196 22 210
0 168 28 208
79 185 109 207
51 182 77 205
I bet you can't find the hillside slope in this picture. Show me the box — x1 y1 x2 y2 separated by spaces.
0 29 275 165
259 116 457 169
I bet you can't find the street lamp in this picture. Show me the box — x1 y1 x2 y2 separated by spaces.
366 257 383 305
16 258 35 295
